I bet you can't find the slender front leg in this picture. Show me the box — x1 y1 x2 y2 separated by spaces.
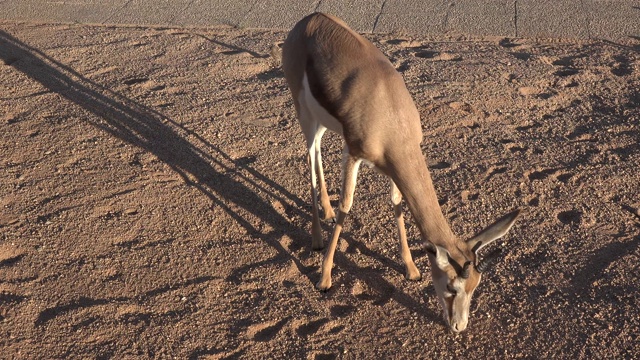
390 180 421 281
316 152 361 291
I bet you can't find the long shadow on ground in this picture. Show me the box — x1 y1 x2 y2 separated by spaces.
0 29 441 335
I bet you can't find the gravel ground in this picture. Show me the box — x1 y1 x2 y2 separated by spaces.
0 21 638 358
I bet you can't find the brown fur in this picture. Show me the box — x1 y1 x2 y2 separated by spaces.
282 13 454 245
282 13 520 332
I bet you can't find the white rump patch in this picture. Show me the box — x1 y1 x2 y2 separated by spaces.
300 72 344 136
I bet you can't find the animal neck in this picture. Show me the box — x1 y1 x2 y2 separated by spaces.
384 147 457 248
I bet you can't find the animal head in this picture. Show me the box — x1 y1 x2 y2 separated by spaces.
426 209 521 333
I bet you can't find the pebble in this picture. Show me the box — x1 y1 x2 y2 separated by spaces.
518 86 539 96
448 101 472 112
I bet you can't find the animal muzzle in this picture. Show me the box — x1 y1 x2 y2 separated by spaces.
447 312 469 333
450 319 468 333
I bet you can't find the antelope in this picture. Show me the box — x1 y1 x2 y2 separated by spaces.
281 12 521 333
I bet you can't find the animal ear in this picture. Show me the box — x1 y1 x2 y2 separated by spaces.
467 209 521 253
434 245 452 271
425 243 454 272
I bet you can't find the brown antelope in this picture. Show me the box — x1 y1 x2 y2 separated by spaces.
281 13 521 333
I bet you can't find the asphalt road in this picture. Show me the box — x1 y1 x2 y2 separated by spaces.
1 0 639 41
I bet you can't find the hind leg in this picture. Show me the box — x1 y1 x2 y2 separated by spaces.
296 100 328 250
317 150 362 290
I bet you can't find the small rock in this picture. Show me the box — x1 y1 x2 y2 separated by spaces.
0 244 25 264
0 214 20 227
351 281 364 296
461 190 478 202
434 52 462 61
502 73 515 82
518 87 539 96
448 101 472 112
4 115 18 124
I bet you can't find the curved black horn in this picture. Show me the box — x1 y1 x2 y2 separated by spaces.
476 248 503 273
461 261 471 279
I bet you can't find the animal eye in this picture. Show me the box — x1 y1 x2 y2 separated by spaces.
446 284 457 296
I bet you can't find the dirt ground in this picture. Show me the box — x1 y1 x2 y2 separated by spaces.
0 20 638 359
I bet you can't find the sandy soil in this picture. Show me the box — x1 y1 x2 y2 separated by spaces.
0 21 638 359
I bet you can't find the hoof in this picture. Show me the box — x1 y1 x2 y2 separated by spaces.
323 210 336 221
405 267 422 281
311 231 324 251
316 278 332 292
322 204 335 220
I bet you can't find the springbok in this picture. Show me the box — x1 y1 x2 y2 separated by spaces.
281 13 521 333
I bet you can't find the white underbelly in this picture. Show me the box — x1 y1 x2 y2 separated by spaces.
299 72 344 135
